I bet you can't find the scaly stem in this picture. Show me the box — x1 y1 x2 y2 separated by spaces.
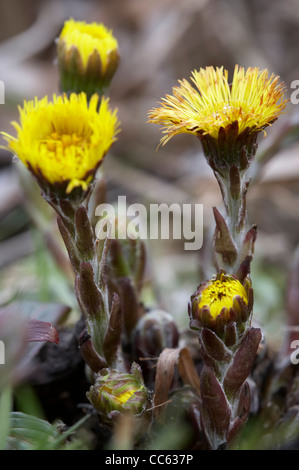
213 168 253 275
45 193 122 370
198 323 262 449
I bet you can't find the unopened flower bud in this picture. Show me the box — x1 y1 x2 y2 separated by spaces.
131 310 179 385
87 363 149 422
57 18 119 98
131 310 179 359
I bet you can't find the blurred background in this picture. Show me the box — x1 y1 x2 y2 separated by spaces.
1 0 299 349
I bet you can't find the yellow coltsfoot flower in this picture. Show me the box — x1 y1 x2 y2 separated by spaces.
149 65 287 171
57 18 119 97
2 92 120 199
189 272 253 335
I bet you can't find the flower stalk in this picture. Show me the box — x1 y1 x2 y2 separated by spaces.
1 91 121 370
149 65 287 448
44 184 123 368
149 65 287 275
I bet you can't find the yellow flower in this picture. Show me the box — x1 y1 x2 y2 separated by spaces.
2 92 120 195
149 65 287 145
198 273 248 320
189 272 253 333
57 19 119 96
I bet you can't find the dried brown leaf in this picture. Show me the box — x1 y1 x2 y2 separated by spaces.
153 346 200 420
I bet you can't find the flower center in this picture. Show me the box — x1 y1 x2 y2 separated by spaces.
45 132 85 151
40 132 90 165
198 276 247 319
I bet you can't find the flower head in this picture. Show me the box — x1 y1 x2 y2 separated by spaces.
189 272 253 334
2 92 119 197
149 65 287 142
149 65 287 170
57 18 119 96
87 363 148 421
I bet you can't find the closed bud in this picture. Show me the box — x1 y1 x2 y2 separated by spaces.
132 310 179 356
87 363 149 423
131 310 179 385
57 19 119 98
